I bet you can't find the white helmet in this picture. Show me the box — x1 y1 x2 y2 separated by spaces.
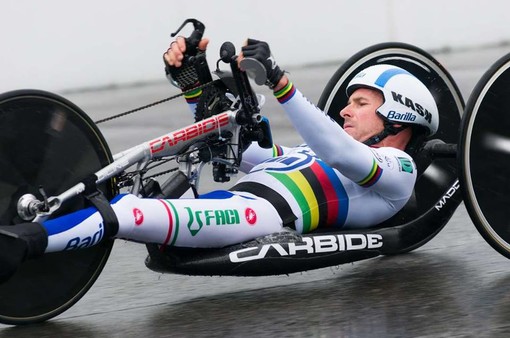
346 64 439 136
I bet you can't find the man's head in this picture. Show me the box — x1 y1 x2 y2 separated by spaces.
340 87 385 142
341 64 439 150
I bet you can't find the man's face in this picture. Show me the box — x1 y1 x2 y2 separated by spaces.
340 87 384 142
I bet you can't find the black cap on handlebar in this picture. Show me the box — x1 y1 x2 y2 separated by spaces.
220 42 236 63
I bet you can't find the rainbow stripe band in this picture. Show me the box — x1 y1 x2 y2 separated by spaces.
184 87 202 104
357 159 383 188
274 81 296 104
269 159 348 232
272 144 284 157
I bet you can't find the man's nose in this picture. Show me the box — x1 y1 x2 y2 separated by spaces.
340 106 351 118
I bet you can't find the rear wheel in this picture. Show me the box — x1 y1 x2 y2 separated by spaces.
459 53 510 259
0 89 116 325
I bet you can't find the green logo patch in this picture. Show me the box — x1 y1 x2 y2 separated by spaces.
185 207 241 236
398 157 413 174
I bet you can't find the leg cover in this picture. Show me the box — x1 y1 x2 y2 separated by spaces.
0 223 48 283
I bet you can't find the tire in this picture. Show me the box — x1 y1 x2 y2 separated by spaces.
459 53 510 259
0 89 116 325
317 42 464 254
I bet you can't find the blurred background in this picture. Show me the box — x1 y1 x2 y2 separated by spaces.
4 2 510 336
2 0 510 93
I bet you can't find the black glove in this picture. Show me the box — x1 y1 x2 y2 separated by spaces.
241 39 284 89
163 49 206 91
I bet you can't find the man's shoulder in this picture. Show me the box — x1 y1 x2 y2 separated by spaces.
370 146 412 159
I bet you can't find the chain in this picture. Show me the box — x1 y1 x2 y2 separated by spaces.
94 79 220 185
94 81 215 124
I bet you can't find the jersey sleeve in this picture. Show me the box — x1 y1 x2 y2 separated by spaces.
239 142 293 173
274 82 416 200
183 87 203 119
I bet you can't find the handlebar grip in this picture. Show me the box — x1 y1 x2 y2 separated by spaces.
239 58 267 85
186 28 204 56
168 18 212 86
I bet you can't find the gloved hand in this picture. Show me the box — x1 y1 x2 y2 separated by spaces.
241 39 284 89
163 37 209 90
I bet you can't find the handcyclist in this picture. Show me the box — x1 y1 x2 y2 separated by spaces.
0 37 439 281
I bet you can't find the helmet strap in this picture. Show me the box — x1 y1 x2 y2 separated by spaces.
362 121 407 146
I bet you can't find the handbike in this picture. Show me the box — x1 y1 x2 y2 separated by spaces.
0 19 466 325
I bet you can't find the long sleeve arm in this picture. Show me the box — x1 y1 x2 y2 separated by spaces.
274 82 416 200
239 143 293 173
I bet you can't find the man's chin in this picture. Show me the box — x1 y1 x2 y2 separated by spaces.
343 127 355 137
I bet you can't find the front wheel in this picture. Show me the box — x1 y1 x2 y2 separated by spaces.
459 53 510 259
0 89 116 325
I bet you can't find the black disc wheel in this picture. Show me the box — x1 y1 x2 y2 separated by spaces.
460 53 510 259
0 89 116 325
317 42 464 253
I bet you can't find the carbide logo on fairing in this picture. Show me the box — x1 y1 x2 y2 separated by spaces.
229 233 383 262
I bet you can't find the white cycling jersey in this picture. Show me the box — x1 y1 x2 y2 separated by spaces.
41 82 416 251
233 82 416 232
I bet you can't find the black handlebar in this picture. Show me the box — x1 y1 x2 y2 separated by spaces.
170 19 262 127
170 19 272 184
170 18 212 84
170 18 205 56
218 41 260 125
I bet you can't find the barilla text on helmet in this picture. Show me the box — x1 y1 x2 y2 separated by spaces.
347 64 439 136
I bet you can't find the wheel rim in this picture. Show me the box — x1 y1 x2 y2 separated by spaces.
460 56 510 254
0 90 115 324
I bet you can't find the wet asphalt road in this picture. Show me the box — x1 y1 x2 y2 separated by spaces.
2 46 510 337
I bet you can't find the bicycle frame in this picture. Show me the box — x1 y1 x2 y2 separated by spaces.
16 34 266 223
22 108 253 223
